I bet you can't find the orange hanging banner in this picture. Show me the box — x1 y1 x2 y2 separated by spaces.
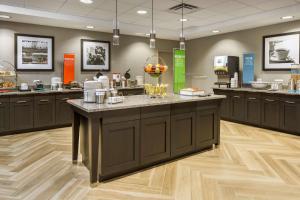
64 53 75 84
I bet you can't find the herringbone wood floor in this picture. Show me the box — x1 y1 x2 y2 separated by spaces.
0 121 299 200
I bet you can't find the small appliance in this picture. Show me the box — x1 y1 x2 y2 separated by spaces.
19 83 29 91
33 80 44 90
83 81 103 103
214 56 239 88
51 77 62 90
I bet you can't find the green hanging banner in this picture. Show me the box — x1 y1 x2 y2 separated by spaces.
173 49 186 94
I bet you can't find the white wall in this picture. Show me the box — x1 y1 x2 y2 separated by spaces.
186 20 300 92
0 21 177 85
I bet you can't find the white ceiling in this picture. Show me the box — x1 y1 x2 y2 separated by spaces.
0 0 300 40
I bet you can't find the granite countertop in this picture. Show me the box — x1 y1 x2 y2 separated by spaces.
67 94 226 113
213 87 300 96
0 88 83 96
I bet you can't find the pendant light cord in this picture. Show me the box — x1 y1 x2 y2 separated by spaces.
116 0 118 29
152 0 154 32
181 0 183 36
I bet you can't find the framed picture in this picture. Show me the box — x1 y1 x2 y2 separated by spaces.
81 39 111 71
15 34 54 71
263 32 300 71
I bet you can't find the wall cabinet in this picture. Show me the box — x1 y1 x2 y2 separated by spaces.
10 96 34 131
34 95 55 128
0 98 10 132
102 120 140 176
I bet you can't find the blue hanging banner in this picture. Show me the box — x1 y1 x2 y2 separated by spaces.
243 53 255 84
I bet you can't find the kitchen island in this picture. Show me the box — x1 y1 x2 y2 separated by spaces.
68 94 225 185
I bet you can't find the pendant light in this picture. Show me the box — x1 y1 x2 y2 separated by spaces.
113 0 120 46
179 0 185 50
149 0 156 49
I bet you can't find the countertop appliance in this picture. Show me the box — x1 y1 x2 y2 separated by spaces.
51 77 62 90
214 56 239 88
33 80 44 90
83 81 103 103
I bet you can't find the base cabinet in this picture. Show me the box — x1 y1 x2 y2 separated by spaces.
280 98 300 134
230 93 245 121
10 97 34 131
0 98 10 132
34 95 55 128
196 107 218 150
102 120 140 176
171 112 196 157
245 94 261 125
261 96 280 129
141 116 170 165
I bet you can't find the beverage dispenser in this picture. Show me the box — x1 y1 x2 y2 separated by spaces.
214 56 239 88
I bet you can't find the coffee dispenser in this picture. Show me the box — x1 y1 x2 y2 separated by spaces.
214 56 239 88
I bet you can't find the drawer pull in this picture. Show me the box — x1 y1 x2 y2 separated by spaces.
40 99 49 102
248 97 256 100
62 98 70 101
16 100 27 104
233 96 240 98
0 102 2 105
265 99 275 102
285 101 295 104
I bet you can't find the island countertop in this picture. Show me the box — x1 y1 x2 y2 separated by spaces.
67 94 226 113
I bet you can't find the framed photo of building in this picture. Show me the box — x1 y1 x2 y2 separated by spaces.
81 39 111 71
263 32 300 71
15 34 54 71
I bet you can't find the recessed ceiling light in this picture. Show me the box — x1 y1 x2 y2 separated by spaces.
80 0 93 4
137 10 147 15
281 16 294 20
0 15 11 19
212 30 220 33
180 18 188 22
86 25 94 29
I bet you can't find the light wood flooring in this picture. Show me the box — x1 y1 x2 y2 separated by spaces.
0 121 299 200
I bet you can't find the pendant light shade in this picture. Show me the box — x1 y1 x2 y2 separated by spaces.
113 0 120 46
149 0 156 49
179 0 185 50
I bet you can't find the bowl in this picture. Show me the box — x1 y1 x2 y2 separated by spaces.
251 81 269 89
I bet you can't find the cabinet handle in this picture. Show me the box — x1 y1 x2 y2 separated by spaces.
265 99 275 102
16 100 27 104
0 102 2 105
233 96 240 98
40 99 49 102
285 101 295 104
248 97 256 100
62 98 70 101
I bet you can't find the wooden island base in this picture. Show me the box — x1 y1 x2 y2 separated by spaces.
69 95 224 185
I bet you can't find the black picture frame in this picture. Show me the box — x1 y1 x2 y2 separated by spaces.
263 32 300 71
81 39 111 72
15 33 55 71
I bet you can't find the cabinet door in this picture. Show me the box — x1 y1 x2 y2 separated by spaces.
141 116 170 165
230 93 245 121
102 120 140 176
0 98 10 133
55 93 82 125
196 108 218 150
245 94 261 125
171 112 196 157
213 90 231 119
10 97 34 130
34 95 55 128
261 97 280 129
280 99 300 134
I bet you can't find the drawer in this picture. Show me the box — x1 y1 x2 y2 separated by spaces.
171 102 196 115
102 108 140 124
141 105 170 119
0 97 9 103
10 96 33 103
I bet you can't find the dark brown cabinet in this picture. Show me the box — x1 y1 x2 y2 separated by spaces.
10 96 34 131
230 92 245 121
0 98 10 132
196 106 218 150
245 93 261 125
171 112 196 157
102 120 140 176
280 97 300 134
34 95 55 128
261 96 280 129
141 116 170 165
56 93 82 125
217 90 231 119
